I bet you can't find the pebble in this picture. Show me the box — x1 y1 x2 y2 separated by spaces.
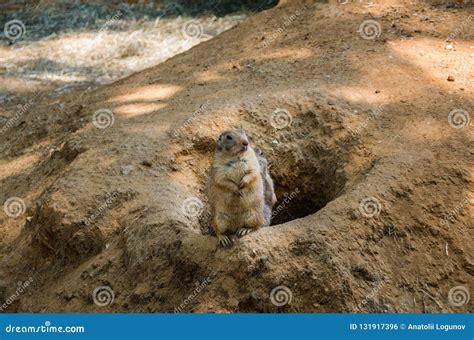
120 165 133 176
444 44 454 50
447 75 455 82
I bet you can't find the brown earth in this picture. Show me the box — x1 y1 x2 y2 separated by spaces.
0 0 473 313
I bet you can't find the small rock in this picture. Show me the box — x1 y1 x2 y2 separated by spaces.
120 165 133 176
445 44 454 50
64 292 76 301
447 75 455 82
348 210 358 220
375 90 380 94
140 160 152 167
271 140 279 148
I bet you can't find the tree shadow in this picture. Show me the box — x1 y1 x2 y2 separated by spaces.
1 0 473 313
0 0 279 44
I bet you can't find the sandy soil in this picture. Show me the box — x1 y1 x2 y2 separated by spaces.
0 0 473 313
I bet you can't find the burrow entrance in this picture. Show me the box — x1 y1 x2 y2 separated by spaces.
268 141 349 226
188 107 358 232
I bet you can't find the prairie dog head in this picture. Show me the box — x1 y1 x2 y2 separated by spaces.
215 129 250 156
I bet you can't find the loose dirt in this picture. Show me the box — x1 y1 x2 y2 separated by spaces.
0 0 473 313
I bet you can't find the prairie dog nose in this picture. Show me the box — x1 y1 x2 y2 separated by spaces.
242 141 249 146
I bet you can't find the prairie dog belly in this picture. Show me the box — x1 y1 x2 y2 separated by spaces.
226 159 250 184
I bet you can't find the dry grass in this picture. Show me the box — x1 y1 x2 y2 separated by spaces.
0 1 254 98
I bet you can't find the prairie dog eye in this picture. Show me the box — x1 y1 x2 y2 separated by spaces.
226 135 233 140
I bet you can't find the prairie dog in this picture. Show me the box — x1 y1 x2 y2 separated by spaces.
208 129 265 247
254 148 277 226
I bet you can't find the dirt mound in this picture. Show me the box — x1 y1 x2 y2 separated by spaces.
0 0 472 313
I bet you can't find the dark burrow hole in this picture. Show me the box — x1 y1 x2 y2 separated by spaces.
268 149 348 226
197 148 348 233
194 109 354 233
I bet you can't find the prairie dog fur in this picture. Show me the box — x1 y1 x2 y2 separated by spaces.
255 147 277 226
208 129 265 247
